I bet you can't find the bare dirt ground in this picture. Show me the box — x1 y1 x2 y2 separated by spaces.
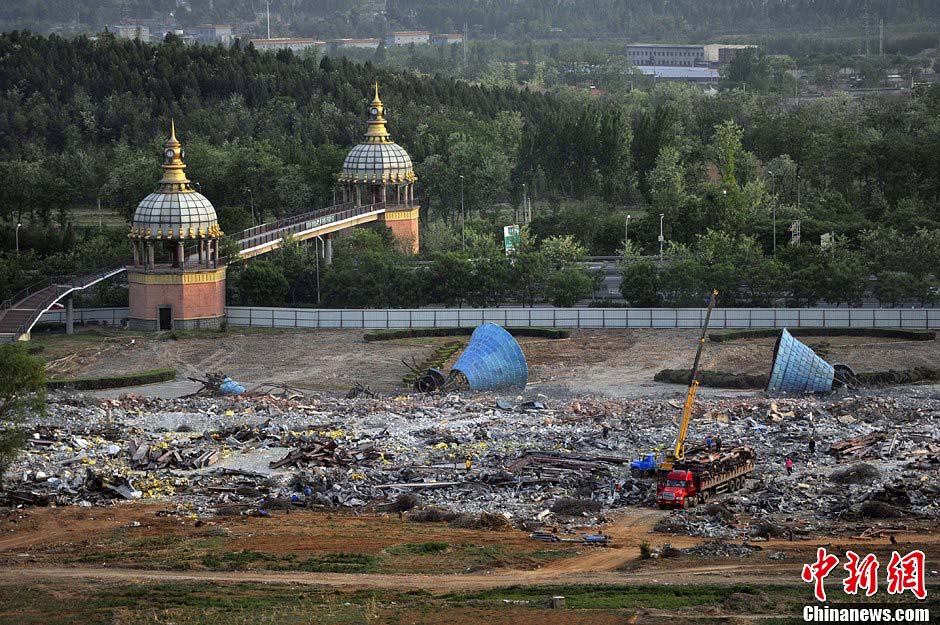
1 503 937 591
34 328 940 397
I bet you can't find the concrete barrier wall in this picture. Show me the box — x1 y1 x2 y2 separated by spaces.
39 306 939 330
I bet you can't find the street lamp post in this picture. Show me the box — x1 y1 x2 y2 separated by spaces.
796 174 801 215
15 223 22 256
460 175 465 251
246 188 255 224
768 170 776 257
522 183 527 224
658 213 665 262
624 214 631 257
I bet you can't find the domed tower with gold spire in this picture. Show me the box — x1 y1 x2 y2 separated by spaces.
337 84 419 253
126 122 227 331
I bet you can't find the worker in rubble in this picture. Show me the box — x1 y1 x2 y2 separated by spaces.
466 455 472 471
808 437 816 455
714 433 722 452
785 457 794 476
705 434 713 451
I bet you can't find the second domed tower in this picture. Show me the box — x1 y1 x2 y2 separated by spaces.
337 84 419 253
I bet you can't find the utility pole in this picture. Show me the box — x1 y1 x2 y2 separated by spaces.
768 171 776 257
97 198 102 230
15 223 22 255
463 23 468 71
266 0 271 39
863 2 870 56
879 18 884 56
246 188 255 224
460 175 465 251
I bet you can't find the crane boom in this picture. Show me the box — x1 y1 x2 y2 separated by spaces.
661 289 717 472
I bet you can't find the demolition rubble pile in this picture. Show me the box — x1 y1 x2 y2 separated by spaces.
2 389 938 532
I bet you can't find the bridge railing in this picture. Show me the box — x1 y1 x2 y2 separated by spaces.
231 202 355 242
235 202 386 252
0 266 128 340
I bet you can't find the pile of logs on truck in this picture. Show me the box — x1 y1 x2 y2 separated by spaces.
656 446 756 509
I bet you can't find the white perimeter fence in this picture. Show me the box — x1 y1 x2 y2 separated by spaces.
39 307 940 330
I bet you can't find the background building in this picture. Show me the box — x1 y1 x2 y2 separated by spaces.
188 24 235 45
386 31 430 46
109 23 150 41
626 44 705 67
431 33 464 45
328 38 381 52
250 38 325 53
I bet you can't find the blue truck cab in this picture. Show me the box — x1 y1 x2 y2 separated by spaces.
630 452 664 477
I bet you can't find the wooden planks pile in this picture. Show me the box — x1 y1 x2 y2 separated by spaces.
269 438 383 469
128 440 220 470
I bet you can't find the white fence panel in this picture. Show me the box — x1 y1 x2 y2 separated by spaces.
48 306 940 331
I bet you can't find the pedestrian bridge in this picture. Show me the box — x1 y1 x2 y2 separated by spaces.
0 202 387 342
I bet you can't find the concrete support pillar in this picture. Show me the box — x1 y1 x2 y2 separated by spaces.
177 242 185 267
147 242 155 269
132 242 140 266
65 294 74 335
356 186 361 207
198 240 204 265
324 234 333 266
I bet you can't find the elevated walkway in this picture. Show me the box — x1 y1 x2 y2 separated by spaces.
0 201 391 341
0 267 128 342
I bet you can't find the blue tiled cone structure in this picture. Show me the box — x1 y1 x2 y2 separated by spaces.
452 323 528 390
766 328 835 394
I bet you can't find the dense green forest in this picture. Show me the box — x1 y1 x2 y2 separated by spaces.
4 0 940 39
0 32 938 309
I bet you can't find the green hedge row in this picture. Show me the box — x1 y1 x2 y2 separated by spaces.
654 369 769 389
364 326 570 342
709 327 935 343
48 368 176 391
654 367 940 389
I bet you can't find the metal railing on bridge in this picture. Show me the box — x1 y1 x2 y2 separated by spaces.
234 202 385 252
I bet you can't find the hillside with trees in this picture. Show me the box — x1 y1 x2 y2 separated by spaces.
0 32 938 309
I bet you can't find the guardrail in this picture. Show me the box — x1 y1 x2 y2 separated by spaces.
37 306 940 331
235 202 383 251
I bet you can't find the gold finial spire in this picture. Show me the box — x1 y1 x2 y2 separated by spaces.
364 85 391 144
159 120 191 191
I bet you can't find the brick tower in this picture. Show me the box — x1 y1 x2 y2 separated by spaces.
337 84 419 253
126 122 226 330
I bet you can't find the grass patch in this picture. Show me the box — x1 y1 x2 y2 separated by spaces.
48 367 176 390
709 327 935 343
365 326 570 342
386 542 450 555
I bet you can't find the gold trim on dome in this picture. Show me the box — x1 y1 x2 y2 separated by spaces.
158 119 196 193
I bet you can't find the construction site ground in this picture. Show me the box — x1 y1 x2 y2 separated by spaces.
34 327 940 397
2 504 937 624
4 327 937 624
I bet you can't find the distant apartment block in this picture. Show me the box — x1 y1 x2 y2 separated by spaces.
327 38 381 52
110 23 150 41
431 33 464 45
188 24 235 44
626 44 705 67
386 31 430 46
704 44 758 65
250 38 325 53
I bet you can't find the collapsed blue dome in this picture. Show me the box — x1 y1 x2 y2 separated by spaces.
766 329 835 394
452 323 528 391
